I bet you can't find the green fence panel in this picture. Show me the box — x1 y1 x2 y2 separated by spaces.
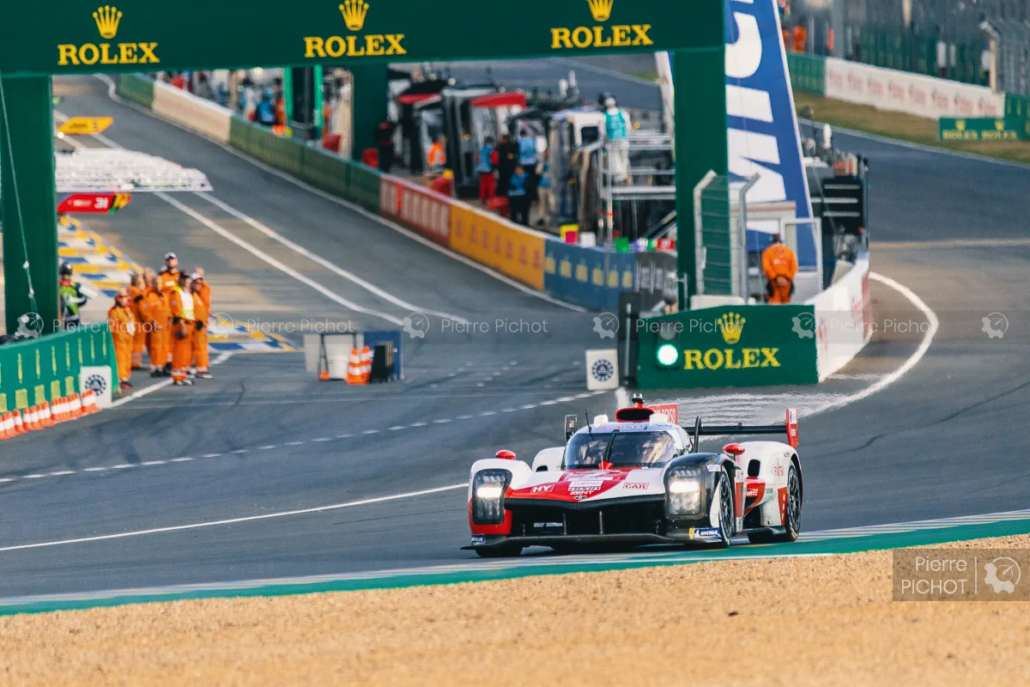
0 325 115 413
698 176 732 296
116 73 154 109
348 162 382 212
786 53 825 95
1005 93 1030 140
636 304 819 389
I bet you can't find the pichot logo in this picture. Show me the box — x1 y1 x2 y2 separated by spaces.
58 5 159 66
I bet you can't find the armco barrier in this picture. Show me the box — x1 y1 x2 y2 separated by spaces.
450 204 545 290
380 176 451 245
544 240 635 312
0 325 116 414
152 80 231 143
115 72 154 109
636 304 818 389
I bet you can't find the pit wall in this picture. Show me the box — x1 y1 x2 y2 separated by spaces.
635 254 871 389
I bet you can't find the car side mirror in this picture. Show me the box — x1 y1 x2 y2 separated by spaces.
565 414 578 440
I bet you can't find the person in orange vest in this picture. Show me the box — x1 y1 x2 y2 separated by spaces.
427 135 446 172
139 273 171 378
190 272 213 379
127 271 147 370
762 235 799 304
168 273 197 386
108 289 137 390
792 22 808 54
158 253 181 374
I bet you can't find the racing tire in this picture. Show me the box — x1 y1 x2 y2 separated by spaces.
747 463 802 544
714 471 734 549
475 543 524 558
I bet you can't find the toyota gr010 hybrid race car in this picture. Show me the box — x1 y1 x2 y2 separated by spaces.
464 397 802 557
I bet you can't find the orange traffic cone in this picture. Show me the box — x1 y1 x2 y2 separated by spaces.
24 406 40 431
55 397 68 423
13 409 26 435
345 348 363 385
70 394 83 419
40 402 54 428
81 390 97 414
359 346 372 383
0 413 12 440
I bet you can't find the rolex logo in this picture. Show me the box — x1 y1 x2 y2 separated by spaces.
339 0 369 31
586 0 614 21
955 120 966 131
716 313 745 345
93 5 122 39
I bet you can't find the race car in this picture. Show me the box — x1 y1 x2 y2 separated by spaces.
464 396 802 557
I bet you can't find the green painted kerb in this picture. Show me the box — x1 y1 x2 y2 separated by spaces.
2 518 1029 617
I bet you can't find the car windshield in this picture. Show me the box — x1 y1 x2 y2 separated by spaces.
565 431 677 469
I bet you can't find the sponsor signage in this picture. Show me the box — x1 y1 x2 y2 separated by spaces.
939 118 1021 142
57 193 131 214
724 0 815 267
636 304 819 389
0 0 721 77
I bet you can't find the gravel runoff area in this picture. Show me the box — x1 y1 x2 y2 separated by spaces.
3 535 1030 686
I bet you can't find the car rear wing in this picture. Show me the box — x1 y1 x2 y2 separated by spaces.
687 408 799 451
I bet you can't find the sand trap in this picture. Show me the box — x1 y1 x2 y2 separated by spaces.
3 534 1030 686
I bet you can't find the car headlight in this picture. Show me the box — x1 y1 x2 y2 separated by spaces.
665 467 702 517
472 469 511 525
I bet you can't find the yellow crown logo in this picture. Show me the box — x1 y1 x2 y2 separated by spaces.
586 0 614 22
339 0 369 31
995 119 1005 131
717 313 746 345
93 5 122 39
955 120 966 131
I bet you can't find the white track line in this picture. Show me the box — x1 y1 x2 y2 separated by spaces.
110 349 233 408
0 484 467 554
195 193 468 325
156 193 405 327
92 73 586 314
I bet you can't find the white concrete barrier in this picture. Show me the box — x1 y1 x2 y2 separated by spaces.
824 58 1005 120
152 81 232 143
807 253 872 381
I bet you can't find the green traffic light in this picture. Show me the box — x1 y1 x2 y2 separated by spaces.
657 343 679 367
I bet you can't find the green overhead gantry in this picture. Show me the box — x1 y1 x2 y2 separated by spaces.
0 0 727 334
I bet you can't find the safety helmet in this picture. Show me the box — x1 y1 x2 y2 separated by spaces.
59 261 73 277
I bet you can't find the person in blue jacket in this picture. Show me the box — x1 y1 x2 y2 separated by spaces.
507 165 531 226
255 89 277 127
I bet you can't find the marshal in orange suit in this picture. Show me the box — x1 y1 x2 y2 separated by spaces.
107 289 137 390
762 236 798 304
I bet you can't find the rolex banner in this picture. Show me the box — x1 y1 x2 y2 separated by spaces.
636 304 818 389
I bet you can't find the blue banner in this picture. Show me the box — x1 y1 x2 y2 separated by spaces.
724 0 815 267
544 240 636 312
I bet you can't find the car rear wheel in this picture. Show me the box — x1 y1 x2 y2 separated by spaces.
475 543 524 558
747 463 802 544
